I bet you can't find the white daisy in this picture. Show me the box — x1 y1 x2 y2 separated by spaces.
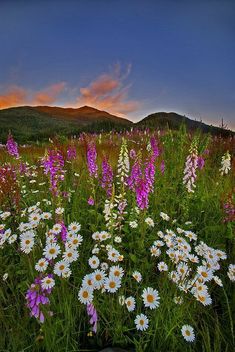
52 223 62 234
142 287 160 309
107 248 120 262
28 206 37 213
150 246 161 257
129 221 138 228
28 212 41 223
41 212 52 220
191 281 208 296
2 273 8 281
227 264 235 282
82 274 95 290
134 313 149 331
145 217 154 227
8 234 17 244
92 231 101 241
20 231 35 253
215 250 227 261
63 248 79 263
197 266 213 282
195 292 212 306
213 276 223 287
157 261 168 272
100 262 109 271
35 258 48 272
153 240 165 247
109 265 124 279
92 246 100 254
157 230 165 238
104 275 121 293
99 231 111 242
160 212 170 221
41 276 55 290
132 271 142 282
181 325 195 342
43 243 61 260
67 234 83 248
184 231 197 241
125 296 136 312
88 255 100 269
55 207 64 215
68 222 81 233
92 269 106 289
54 260 70 277
78 286 94 304
177 263 190 278
114 236 122 243
1 211 11 220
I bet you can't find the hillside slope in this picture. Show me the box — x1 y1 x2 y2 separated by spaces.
0 106 132 142
0 106 233 143
137 112 234 137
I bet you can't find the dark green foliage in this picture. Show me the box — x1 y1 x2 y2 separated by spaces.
0 107 233 144
137 112 234 137
0 106 132 143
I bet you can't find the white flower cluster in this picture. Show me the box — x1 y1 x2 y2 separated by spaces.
183 146 198 193
220 151 231 175
103 195 127 231
116 138 130 185
150 212 231 308
227 264 235 282
0 203 82 283
78 230 125 304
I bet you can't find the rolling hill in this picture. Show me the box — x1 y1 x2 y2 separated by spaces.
137 111 234 137
0 106 233 143
0 105 132 142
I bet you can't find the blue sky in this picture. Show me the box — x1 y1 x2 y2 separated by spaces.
0 0 234 129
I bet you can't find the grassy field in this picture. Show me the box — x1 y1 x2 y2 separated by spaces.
0 128 234 352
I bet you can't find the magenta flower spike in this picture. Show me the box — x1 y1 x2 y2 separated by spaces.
6 133 19 158
87 142 98 178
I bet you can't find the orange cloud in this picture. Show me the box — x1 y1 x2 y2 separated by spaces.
0 65 140 116
0 82 66 109
76 64 140 115
33 82 66 105
0 86 27 109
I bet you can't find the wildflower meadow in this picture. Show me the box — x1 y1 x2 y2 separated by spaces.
0 128 234 352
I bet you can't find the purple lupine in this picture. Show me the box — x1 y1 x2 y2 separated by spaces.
0 164 20 206
19 162 27 174
150 136 160 159
128 156 156 210
223 196 235 223
135 179 149 209
101 157 113 197
6 133 19 158
87 142 98 178
67 145 77 160
61 191 69 199
144 156 155 193
42 148 65 196
87 303 98 333
127 159 142 191
160 160 165 175
88 196 95 205
129 149 137 159
26 275 54 323
59 220 67 243
197 156 205 170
